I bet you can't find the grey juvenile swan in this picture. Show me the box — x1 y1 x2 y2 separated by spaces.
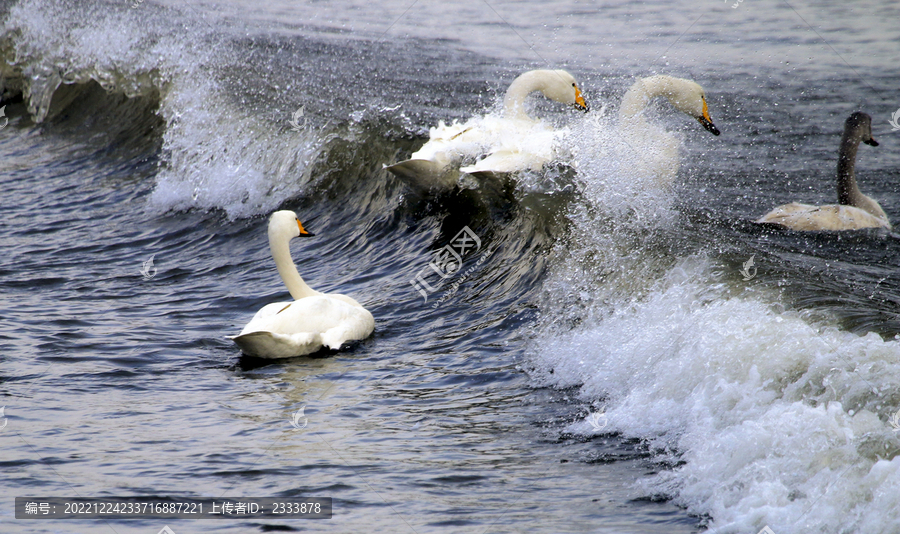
756 112 890 231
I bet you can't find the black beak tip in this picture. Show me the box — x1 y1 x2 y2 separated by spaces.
300 232 315 237
705 121 721 136
698 117 720 136
865 138 879 147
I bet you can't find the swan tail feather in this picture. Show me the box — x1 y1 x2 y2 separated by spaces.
231 331 323 359
321 309 375 350
384 159 459 192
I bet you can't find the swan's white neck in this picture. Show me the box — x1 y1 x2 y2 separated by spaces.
270 232 318 300
502 71 545 120
619 76 671 119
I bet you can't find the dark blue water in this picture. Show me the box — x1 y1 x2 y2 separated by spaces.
2 1 900 533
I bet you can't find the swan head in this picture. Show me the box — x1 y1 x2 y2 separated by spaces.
504 69 589 118
537 70 589 112
268 210 315 243
662 77 720 135
638 75 720 135
846 111 878 146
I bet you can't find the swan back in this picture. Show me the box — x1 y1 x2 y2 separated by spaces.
234 296 375 358
756 202 890 231
502 69 588 119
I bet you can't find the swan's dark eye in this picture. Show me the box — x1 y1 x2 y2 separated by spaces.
572 83 576 87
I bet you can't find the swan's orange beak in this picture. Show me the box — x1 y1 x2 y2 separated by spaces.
574 85 589 112
697 97 720 135
297 219 315 237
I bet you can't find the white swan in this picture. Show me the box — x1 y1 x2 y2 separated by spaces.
756 112 890 231
384 69 588 190
619 75 720 135
230 211 375 359
611 75 720 187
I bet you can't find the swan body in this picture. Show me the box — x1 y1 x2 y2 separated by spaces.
385 69 588 190
755 202 889 231
757 112 890 231
231 211 374 358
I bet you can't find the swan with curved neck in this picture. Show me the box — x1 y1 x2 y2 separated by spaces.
230 210 374 359
619 75 720 135
501 69 588 120
756 112 890 231
384 69 588 190
606 75 719 188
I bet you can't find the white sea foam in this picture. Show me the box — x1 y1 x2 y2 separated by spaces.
532 240 900 534
149 77 322 219
4 0 323 219
530 103 900 532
